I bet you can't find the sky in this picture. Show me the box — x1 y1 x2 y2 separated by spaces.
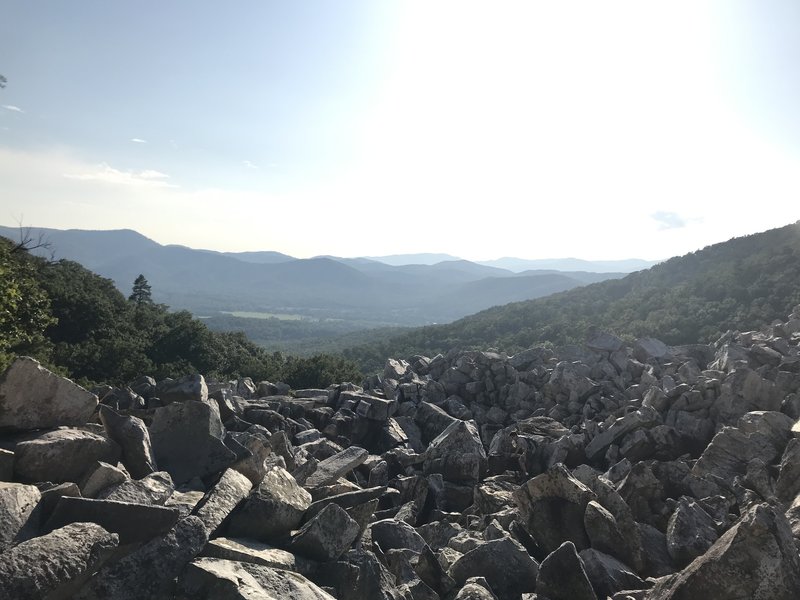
1 0 799 261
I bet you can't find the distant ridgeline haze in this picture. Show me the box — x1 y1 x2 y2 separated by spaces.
0 226 648 354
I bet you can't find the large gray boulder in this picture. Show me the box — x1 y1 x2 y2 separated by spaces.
177 557 335 599
304 446 368 488
585 407 660 462
156 373 208 403
101 470 174 505
424 419 487 482
0 482 41 551
448 537 539 600
149 400 236 484
193 468 252 536
227 466 311 541
711 368 782 425
44 496 180 544
98 405 157 478
579 548 645 598
665 497 718 567
0 522 118 600
0 357 98 430
536 541 597 600
14 428 120 484
290 503 360 562
369 518 428 554
514 464 597 553
74 515 208 600
648 503 800 599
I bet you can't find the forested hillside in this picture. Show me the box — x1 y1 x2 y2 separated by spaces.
343 222 800 371
0 235 361 387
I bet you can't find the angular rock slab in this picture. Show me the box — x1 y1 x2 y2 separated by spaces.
448 537 539 600
149 400 236 484
648 503 800 599
666 496 718 567
227 466 311 541
304 445 368 488
156 373 208 403
74 515 208 600
0 522 118 600
101 470 174 505
290 503 360 562
0 356 97 430
536 541 597 600
513 464 597 554
579 549 646 599
370 518 429 554
80 461 127 498
0 482 41 551
178 557 335 599
193 468 252 536
424 419 487 483
99 404 157 479
203 537 318 575
44 496 180 544
14 428 120 484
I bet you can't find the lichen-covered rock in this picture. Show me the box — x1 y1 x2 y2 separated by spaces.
290 503 360 562
74 516 208 600
514 464 596 553
0 482 40 551
648 503 800 599
0 522 118 600
14 428 120 484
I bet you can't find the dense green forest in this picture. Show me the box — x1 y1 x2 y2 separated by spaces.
0 235 362 388
343 222 800 372
203 312 408 356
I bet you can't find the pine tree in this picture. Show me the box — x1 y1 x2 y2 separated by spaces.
129 274 153 305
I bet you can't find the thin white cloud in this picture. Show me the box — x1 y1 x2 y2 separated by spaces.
651 211 688 230
63 162 176 188
243 160 259 169
130 138 147 144
2 105 23 113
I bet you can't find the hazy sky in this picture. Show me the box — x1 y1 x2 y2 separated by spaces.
1 1 799 260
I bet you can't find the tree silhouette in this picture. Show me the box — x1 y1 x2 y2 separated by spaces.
129 274 153 305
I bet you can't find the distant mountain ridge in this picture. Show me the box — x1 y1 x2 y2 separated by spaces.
341 221 800 371
0 225 628 326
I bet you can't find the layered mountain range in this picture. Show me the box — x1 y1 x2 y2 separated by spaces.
0 226 654 326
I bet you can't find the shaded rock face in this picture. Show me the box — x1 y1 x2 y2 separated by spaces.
149 400 237 484
3 307 800 599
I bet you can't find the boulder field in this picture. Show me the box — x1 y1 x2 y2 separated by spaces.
3 306 800 598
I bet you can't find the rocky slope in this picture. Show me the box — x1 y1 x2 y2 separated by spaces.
3 308 800 598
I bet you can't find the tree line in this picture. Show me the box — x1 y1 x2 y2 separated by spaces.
342 222 800 372
0 235 362 388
